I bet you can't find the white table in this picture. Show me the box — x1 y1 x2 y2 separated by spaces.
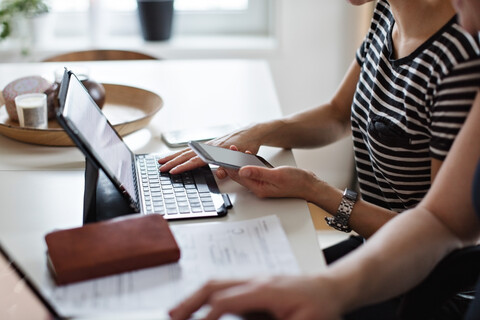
0 60 325 316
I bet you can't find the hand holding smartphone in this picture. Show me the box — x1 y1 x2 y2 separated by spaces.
188 141 273 169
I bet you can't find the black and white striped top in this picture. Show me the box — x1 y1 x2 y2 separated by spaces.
352 0 480 212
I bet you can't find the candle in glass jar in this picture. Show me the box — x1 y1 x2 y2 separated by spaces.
14 93 48 129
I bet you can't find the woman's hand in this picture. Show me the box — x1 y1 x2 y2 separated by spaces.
168 276 343 320
225 164 325 202
158 127 260 176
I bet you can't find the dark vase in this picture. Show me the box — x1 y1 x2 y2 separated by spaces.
137 0 175 41
49 72 106 118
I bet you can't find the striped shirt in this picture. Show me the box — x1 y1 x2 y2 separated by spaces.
352 0 480 212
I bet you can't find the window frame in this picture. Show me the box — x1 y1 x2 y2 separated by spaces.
48 0 273 44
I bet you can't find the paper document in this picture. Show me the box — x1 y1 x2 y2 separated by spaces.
44 215 300 318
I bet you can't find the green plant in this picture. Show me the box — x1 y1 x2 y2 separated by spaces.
0 0 49 40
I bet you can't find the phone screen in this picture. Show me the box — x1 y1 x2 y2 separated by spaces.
189 142 273 169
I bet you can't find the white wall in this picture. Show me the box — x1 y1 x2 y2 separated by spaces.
268 0 365 188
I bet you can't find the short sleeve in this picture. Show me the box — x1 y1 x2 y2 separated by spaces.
430 58 480 160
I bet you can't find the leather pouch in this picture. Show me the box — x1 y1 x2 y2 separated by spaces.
45 214 180 285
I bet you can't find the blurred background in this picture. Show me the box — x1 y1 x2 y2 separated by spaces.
0 0 373 232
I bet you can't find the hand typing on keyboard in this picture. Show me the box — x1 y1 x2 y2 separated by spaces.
138 155 219 218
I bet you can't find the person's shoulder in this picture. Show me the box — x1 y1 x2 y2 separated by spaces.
356 0 393 64
375 0 390 13
371 0 393 27
363 0 393 44
430 24 480 88
439 19 480 62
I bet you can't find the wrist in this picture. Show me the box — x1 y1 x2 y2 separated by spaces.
325 188 358 233
305 173 329 204
313 273 351 316
307 179 343 213
319 259 371 315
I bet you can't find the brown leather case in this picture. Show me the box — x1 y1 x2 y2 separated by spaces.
44 214 180 285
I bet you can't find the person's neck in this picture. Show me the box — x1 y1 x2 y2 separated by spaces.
389 0 456 59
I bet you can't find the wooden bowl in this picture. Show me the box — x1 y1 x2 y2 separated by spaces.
0 84 163 146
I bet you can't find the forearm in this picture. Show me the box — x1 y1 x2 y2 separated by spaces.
248 60 359 150
322 207 466 314
247 103 350 150
305 178 397 238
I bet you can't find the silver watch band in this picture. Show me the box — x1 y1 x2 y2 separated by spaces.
325 188 357 233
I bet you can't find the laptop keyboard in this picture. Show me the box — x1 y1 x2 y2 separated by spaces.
137 155 217 216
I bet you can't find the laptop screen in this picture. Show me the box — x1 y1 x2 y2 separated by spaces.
62 74 138 205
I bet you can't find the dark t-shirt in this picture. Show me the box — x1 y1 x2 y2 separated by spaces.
464 160 480 320
473 161 480 219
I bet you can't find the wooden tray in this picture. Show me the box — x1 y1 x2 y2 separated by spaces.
0 84 163 146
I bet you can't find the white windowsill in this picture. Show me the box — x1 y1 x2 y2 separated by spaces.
0 34 279 62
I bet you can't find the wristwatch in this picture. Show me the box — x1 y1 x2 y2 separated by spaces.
325 188 358 233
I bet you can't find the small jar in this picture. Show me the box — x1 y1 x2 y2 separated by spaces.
2 76 53 122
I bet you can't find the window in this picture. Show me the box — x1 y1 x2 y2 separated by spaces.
175 0 248 11
47 0 272 45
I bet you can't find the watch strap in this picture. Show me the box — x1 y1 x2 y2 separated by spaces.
325 189 357 233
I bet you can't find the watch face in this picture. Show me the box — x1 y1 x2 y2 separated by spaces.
344 189 358 201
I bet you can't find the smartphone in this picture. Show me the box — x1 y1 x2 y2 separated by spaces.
189 141 273 169
162 124 237 148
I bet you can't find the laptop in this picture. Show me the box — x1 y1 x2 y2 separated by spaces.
56 69 232 220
